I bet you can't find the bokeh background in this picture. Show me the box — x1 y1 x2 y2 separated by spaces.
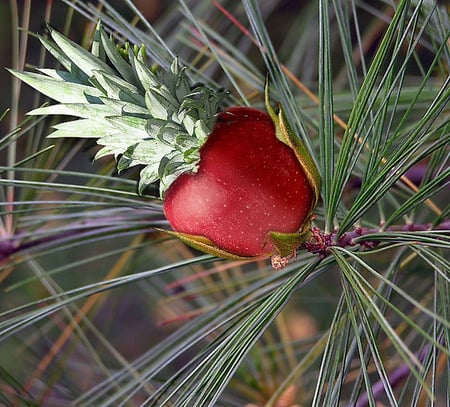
1 0 448 405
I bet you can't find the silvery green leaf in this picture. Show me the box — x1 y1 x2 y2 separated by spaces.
49 26 116 78
167 63 186 96
105 116 149 138
146 117 169 136
100 98 149 117
117 155 137 172
118 144 164 170
118 140 171 183
50 119 112 138
150 83 180 110
38 33 89 83
97 135 142 160
160 172 182 196
175 133 199 150
100 133 148 150
128 50 160 91
159 159 194 195
170 58 181 76
99 28 136 85
156 122 183 145
37 68 80 83
138 163 161 194
14 23 227 198
38 33 72 71
95 145 122 160
182 114 196 136
91 71 145 106
180 95 205 116
175 75 192 102
183 147 200 164
9 70 104 103
91 22 105 61
194 119 209 142
145 90 169 119
123 139 172 163
29 103 115 119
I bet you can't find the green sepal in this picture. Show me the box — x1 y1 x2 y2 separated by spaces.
268 228 311 258
156 229 256 261
265 84 321 216
158 227 311 264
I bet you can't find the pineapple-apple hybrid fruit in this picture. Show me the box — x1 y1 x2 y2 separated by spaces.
164 107 313 257
11 23 320 267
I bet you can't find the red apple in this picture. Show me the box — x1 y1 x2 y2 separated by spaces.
163 107 314 257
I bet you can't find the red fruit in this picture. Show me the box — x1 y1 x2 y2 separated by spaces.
163 107 313 258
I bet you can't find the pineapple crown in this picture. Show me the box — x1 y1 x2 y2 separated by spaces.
11 22 227 197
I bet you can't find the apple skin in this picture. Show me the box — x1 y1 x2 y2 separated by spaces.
163 107 313 257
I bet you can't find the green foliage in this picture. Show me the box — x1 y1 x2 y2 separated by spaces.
11 24 226 197
0 0 448 406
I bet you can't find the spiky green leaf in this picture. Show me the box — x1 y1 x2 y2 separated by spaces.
12 23 227 197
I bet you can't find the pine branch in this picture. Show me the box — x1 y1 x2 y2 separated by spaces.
3 219 448 264
305 220 450 257
355 337 444 407
0 208 165 262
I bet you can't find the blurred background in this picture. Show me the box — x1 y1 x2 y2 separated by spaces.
1 0 448 405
